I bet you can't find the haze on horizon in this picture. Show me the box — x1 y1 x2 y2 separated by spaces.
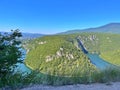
0 0 120 34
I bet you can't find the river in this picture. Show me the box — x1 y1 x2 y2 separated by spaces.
77 38 115 70
15 49 31 74
87 53 114 70
16 39 115 73
16 53 115 73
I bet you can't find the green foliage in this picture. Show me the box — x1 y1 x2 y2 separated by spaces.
25 33 120 77
0 30 22 78
1 68 120 89
25 35 96 77
76 33 120 65
91 68 120 83
1 32 120 89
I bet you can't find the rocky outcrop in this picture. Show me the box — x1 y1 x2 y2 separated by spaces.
45 47 74 62
89 35 96 41
46 56 53 62
39 41 46 45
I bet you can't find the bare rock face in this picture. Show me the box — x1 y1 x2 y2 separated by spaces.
39 41 46 45
46 56 53 62
56 51 62 57
26 49 30 54
66 54 74 60
45 47 74 62
60 47 63 51
89 35 96 41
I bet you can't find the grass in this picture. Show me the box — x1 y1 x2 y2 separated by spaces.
1 68 120 90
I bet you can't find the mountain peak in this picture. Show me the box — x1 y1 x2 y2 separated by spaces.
59 23 120 34
103 23 120 27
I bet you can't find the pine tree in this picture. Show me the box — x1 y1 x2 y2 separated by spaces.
0 29 22 77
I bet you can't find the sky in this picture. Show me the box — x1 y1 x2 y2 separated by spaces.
0 0 120 34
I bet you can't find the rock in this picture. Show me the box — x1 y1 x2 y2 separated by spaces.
56 51 62 57
38 41 46 45
46 56 53 62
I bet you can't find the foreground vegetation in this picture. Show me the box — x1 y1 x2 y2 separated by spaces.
0 30 23 77
1 68 120 89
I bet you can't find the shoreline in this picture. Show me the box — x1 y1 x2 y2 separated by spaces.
24 62 34 71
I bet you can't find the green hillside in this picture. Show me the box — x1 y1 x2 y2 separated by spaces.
76 33 120 66
25 33 120 77
25 35 96 77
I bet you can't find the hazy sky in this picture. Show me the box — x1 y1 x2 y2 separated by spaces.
0 0 120 34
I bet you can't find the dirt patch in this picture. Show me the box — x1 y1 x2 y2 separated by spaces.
21 82 120 90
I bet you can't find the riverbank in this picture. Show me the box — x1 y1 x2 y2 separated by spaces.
24 62 34 70
21 82 120 90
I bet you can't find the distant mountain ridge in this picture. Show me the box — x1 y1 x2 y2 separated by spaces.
21 33 45 39
0 31 45 39
59 23 120 34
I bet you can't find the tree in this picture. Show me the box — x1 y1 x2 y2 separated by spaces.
0 29 23 77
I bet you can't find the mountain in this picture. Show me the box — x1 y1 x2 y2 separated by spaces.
0 31 45 39
25 35 96 76
21 33 45 39
59 23 120 34
25 33 120 77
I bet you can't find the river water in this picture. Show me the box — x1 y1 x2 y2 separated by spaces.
87 54 114 70
16 42 115 73
15 49 31 74
77 38 115 70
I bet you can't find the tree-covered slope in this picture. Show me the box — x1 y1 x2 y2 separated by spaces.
76 33 120 66
25 35 96 77
24 33 120 77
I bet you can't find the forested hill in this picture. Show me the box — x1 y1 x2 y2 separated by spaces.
24 33 120 77
25 35 96 76
59 23 120 34
75 33 120 66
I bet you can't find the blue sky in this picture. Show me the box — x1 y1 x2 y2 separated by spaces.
0 0 120 34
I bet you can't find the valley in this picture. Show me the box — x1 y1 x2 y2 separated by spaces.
1 0 120 89
1 25 120 89
24 33 120 77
